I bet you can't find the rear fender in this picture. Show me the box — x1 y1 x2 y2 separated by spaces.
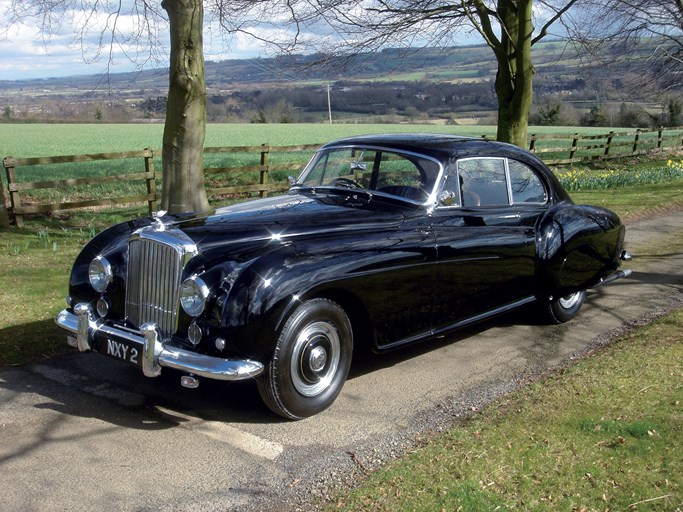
537 202 625 297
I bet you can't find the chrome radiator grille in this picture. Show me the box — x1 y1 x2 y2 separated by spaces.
125 229 197 339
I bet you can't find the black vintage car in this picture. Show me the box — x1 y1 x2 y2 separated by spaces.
56 134 631 419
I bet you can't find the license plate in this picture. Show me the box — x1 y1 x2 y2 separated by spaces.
99 337 143 368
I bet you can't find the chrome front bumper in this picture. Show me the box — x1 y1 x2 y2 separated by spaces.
55 305 264 381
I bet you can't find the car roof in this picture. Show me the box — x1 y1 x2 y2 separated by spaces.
320 133 532 162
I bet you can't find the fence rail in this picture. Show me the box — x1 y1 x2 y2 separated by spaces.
526 127 683 165
2 128 682 227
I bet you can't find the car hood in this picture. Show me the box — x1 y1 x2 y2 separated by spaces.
154 192 411 266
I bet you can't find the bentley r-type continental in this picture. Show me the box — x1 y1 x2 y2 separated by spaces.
56 134 632 419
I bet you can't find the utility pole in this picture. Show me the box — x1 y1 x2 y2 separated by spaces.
327 84 332 124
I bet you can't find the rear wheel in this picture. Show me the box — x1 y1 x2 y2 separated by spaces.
545 290 586 324
257 298 353 420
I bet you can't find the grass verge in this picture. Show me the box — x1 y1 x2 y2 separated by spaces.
331 308 683 511
0 224 87 366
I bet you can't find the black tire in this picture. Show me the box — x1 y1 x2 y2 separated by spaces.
257 298 353 420
545 290 586 324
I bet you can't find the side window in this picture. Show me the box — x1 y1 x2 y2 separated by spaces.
457 158 509 206
302 148 377 188
376 155 423 189
375 153 433 202
508 160 547 204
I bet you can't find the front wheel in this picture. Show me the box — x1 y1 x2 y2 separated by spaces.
257 298 353 420
545 290 586 324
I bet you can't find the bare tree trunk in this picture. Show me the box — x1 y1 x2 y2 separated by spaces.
161 0 210 214
494 0 534 147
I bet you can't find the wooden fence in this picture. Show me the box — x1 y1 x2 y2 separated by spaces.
1 143 320 227
526 127 683 165
2 149 157 228
2 127 682 227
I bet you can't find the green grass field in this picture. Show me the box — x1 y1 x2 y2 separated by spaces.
1 122 682 221
4 123 677 158
332 307 683 511
0 123 492 158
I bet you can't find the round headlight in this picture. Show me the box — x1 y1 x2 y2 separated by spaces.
89 256 112 293
180 276 209 317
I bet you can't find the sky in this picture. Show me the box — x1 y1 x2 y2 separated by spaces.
0 0 278 81
0 0 490 82
0 24 269 81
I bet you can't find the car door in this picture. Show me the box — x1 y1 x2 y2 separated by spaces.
356 149 438 350
430 157 549 332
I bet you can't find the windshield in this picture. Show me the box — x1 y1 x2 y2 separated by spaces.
295 146 442 204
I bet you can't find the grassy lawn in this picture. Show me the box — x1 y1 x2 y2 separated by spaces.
331 308 682 511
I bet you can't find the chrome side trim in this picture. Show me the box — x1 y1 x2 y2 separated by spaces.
55 307 264 381
377 296 539 352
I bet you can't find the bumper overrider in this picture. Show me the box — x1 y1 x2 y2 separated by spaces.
55 303 264 381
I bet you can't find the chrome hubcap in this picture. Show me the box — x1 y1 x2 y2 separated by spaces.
291 321 340 397
559 291 581 309
308 346 328 373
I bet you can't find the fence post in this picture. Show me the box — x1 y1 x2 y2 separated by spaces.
0 161 10 228
260 144 269 198
604 131 614 159
144 148 157 214
3 157 22 227
632 128 641 154
529 134 537 153
569 133 579 164
657 127 664 152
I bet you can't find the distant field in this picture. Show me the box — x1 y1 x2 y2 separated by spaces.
1 123 681 212
0 123 499 158
0 123 637 158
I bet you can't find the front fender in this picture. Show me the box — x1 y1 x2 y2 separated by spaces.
537 203 625 296
218 245 369 357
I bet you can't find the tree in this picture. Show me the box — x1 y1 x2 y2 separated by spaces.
669 99 682 127
562 1 683 96
530 99 563 126
160 0 210 213
4 0 681 209
255 0 584 147
580 104 610 127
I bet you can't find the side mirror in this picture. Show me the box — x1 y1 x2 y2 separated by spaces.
439 190 457 206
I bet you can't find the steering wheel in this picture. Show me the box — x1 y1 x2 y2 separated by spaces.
331 177 363 189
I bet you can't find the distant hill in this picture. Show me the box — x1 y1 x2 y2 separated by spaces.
0 40 678 126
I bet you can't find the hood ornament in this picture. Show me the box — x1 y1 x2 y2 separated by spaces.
152 210 168 230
